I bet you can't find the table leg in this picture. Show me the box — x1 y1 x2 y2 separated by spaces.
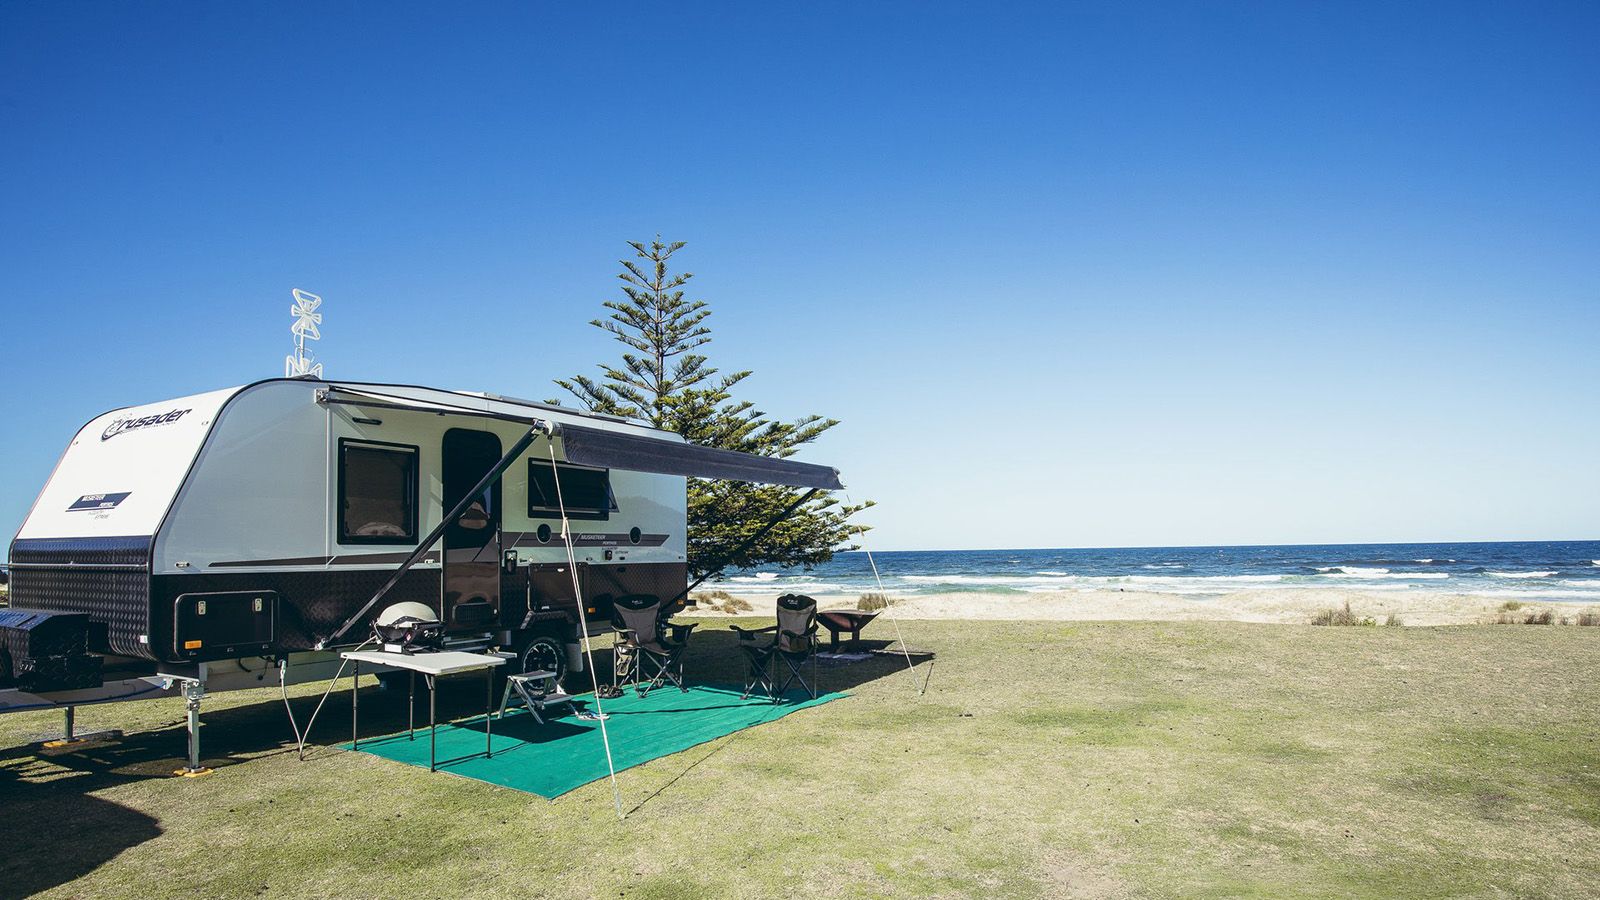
351 660 359 750
485 665 493 759
408 670 415 741
428 674 437 773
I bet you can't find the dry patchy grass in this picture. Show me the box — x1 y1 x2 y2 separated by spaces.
2 621 1598 898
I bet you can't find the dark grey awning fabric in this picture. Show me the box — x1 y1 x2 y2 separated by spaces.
559 424 844 490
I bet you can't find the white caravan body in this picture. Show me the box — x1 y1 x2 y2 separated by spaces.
9 378 839 688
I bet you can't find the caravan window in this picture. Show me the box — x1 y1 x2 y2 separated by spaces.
528 461 615 520
339 440 419 544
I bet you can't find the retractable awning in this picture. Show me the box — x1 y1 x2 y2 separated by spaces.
317 382 845 647
559 424 843 490
317 384 844 490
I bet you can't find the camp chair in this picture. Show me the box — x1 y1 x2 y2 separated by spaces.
610 594 697 696
772 593 820 701
730 594 820 701
729 622 778 700
729 595 812 701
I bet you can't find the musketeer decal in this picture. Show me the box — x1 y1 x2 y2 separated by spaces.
101 408 192 441
67 492 132 512
513 531 670 548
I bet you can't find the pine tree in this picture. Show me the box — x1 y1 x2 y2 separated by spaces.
555 239 869 577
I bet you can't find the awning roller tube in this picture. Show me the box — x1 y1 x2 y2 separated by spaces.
558 424 844 490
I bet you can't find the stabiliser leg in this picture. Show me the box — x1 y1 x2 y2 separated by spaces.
35 705 125 752
175 679 213 777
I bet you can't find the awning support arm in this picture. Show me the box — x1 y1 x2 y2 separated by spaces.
667 487 821 608
316 422 548 649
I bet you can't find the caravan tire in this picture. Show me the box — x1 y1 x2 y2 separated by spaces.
518 632 568 684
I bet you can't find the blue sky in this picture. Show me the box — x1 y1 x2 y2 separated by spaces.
2 2 1595 551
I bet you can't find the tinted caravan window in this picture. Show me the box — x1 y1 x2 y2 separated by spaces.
528 461 615 520
339 440 419 543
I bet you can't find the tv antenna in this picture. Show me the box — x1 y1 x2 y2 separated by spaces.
286 288 324 378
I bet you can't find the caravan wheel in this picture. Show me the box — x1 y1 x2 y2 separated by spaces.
519 633 568 683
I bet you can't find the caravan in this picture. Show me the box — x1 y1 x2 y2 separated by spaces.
2 378 842 762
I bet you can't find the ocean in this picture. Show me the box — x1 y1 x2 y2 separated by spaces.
716 540 1600 603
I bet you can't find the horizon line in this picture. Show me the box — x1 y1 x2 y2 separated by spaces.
844 537 1600 555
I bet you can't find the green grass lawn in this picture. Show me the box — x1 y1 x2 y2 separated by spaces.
2 620 1597 899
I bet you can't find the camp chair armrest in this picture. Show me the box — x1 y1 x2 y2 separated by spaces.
730 624 778 640
665 621 698 642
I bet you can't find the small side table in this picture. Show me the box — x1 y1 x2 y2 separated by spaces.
816 609 881 652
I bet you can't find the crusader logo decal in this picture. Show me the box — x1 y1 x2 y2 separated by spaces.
101 408 192 441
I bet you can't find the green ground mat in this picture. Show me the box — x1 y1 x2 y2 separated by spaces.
346 684 844 797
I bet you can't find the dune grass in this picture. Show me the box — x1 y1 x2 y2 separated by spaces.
690 589 753 614
2 620 1598 898
858 591 894 611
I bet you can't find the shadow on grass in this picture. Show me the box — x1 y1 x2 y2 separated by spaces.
0 625 932 892
0 765 163 897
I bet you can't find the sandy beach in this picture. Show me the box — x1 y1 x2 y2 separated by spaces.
685 587 1600 626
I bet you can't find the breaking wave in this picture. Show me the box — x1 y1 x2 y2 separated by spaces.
1309 566 1449 579
715 542 1600 600
903 574 1052 585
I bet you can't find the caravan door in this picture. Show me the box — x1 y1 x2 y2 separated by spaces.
441 428 502 631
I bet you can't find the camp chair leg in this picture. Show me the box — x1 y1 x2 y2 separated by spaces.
634 648 687 697
669 650 688 693
774 657 795 701
637 658 664 696
773 652 818 702
740 652 775 700
628 649 647 695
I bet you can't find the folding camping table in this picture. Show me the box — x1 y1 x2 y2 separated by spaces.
341 649 506 772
